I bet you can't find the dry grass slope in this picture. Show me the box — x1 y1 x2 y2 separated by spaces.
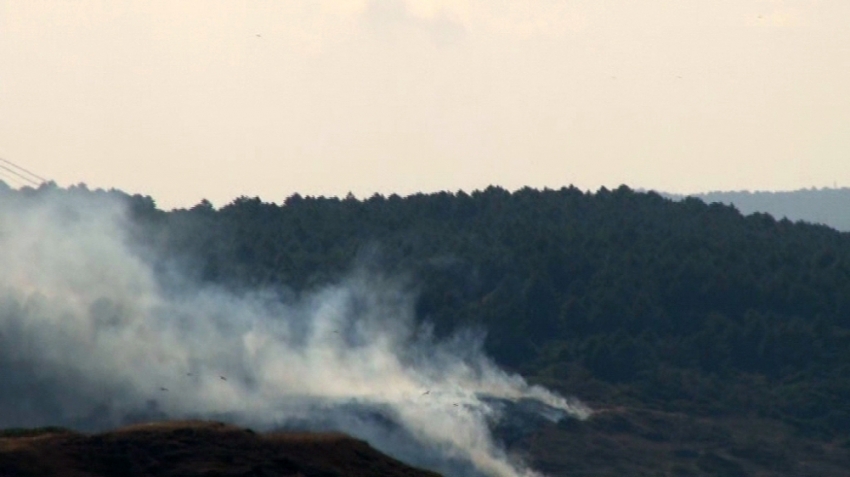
0 421 442 477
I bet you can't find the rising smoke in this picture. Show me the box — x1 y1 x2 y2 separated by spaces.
0 187 590 477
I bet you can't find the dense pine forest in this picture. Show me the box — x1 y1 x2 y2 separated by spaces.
7 182 850 475
120 184 850 433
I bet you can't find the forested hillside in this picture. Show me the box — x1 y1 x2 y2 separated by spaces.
7 182 850 475
116 184 850 436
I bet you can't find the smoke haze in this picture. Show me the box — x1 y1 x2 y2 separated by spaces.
0 189 590 477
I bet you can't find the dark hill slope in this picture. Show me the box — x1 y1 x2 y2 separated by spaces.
520 405 850 477
0 421 441 477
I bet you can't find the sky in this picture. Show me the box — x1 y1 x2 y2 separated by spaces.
1 0 849 210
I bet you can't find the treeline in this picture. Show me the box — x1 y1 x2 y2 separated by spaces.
10 183 850 439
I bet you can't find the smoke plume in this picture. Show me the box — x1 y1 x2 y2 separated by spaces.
0 188 590 477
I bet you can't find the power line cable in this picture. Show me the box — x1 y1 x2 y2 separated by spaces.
0 168 29 188
0 163 41 187
0 157 48 185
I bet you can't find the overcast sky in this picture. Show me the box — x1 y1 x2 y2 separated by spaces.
1 0 849 209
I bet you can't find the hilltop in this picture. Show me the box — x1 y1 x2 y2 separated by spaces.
0 421 441 477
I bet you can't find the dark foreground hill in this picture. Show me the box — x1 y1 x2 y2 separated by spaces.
4 414 849 477
0 421 441 477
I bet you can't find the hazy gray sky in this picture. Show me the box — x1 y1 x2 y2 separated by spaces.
2 0 849 209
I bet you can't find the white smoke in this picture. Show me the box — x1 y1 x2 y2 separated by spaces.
0 188 590 477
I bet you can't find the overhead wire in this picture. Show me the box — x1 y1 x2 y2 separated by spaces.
0 168 29 188
0 163 41 187
0 157 49 183
0 157 49 188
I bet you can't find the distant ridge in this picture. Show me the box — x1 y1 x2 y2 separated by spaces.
662 188 850 232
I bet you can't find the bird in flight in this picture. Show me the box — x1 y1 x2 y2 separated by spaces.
186 373 193 376
421 390 430 396
160 387 169 392
220 376 227 381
